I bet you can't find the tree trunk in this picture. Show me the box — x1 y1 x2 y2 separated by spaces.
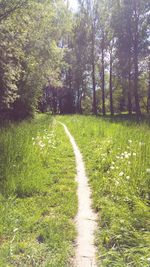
147 57 150 113
77 87 81 113
109 49 114 116
128 52 132 115
133 0 141 119
76 83 83 114
92 23 97 115
101 31 105 116
59 98 63 114
127 6 132 115
92 60 97 115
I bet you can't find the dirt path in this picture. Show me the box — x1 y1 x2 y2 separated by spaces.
59 122 97 267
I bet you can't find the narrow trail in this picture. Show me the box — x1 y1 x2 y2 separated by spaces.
59 122 97 267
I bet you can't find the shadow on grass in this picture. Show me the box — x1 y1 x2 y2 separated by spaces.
99 113 150 127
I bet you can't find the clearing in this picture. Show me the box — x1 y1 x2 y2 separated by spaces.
0 114 150 267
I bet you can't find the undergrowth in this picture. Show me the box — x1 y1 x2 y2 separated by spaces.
0 114 77 267
61 115 150 267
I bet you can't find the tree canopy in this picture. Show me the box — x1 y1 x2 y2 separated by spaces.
0 0 150 120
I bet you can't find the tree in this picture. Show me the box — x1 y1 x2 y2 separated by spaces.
0 0 71 120
111 0 149 118
0 0 28 21
109 40 114 116
0 0 149 120
147 57 150 113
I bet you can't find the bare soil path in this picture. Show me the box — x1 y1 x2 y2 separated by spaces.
59 122 97 267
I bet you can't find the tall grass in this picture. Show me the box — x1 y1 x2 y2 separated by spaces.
0 115 77 267
0 115 54 196
61 115 150 267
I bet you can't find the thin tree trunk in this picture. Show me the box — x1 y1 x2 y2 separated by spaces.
92 23 97 115
147 57 150 113
101 30 105 116
128 7 132 115
128 54 132 115
59 98 62 114
133 0 141 119
109 48 114 116
77 87 81 114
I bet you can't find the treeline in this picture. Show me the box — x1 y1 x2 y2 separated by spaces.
64 0 150 118
0 0 150 121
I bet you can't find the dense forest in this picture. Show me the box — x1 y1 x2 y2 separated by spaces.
0 0 149 121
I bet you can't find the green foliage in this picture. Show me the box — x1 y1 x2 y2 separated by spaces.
63 0 150 115
61 115 150 267
0 114 77 266
0 0 71 120
0 20 22 117
0 0 149 118
0 0 28 21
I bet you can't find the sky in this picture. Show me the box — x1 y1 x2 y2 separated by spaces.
68 0 78 12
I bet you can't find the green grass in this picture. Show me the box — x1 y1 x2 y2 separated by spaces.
0 114 77 267
60 115 150 267
1 114 149 266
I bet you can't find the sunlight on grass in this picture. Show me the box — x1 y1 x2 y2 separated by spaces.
61 115 150 267
0 115 77 267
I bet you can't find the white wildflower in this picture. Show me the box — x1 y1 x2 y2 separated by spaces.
38 141 45 148
146 169 150 173
119 171 124 177
126 176 130 180
124 154 129 159
133 152 136 156
128 140 132 144
124 196 130 202
13 228 18 233
146 194 149 199
110 166 115 170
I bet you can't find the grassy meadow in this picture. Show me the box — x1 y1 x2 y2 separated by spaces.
0 114 149 267
60 115 150 267
0 114 77 267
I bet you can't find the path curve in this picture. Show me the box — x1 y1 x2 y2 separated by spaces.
58 122 97 267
